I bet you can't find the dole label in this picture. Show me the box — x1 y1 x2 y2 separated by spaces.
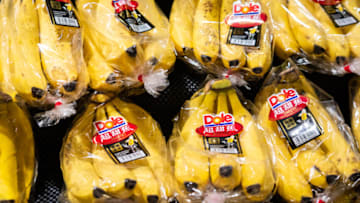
196 112 243 137
268 88 309 121
93 116 137 145
225 1 267 28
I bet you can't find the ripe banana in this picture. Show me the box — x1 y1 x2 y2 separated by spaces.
169 0 198 56
245 22 273 77
342 0 360 58
262 0 300 59
227 88 275 201
288 0 327 55
0 102 35 202
209 91 242 191
219 0 246 70
351 81 360 148
193 0 220 65
9 0 48 102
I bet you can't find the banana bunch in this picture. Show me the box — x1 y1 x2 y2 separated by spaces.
351 78 360 149
0 102 36 203
76 0 175 94
0 0 88 105
61 94 176 203
264 0 360 68
169 79 275 202
170 0 273 78
255 61 360 202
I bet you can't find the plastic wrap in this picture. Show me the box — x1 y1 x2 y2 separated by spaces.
75 0 175 97
263 0 360 75
255 60 360 202
168 78 275 202
0 102 37 202
0 0 89 125
169 0 274 81
60 93 177 203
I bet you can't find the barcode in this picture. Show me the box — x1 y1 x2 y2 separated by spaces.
335 17 357 27
210 148 239 154
55 16 79 27
129 23 152 33
116 151 146 163
229 39 256 46
292 128 319 147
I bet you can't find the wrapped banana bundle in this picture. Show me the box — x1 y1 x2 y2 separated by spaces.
170 0 274 80
0 0 89 126
75 0 176 96
168 79 275 202
255 60 360 202
0 102 36 203
263 0 360 75
60 93 177 203
350 77 360 149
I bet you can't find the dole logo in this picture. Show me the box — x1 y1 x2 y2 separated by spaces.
233 1 261 15
268 88 298 109
112 0 138 13
203 112 234 127
94 116 126 133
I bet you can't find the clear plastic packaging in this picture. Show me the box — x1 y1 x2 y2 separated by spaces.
255 60 360 202
0 0 89 125
169 0 274 81
75 0 176 97
168 78 276 202
60 93 177 203
0 102 36 202
350 77 360 150
263 0 360 75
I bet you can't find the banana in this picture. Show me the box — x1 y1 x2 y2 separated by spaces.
131 166 161 203
227 88 275 201
209 91 242 191
61 103 102 203
288 0 327 55
169 0 198 56
342 0 360 58
219 0 247 70
257 103 313 203
7 103 35 202
193 0 220 65
245 22 272 77
262 0 300 59
174 90 218 193
137 0 176 72
307 93 360 183
37 0 85 95
306 0 350 65
351 83 360 148
9 0 48 102
91 0 143 77
0 104 19 202
0 0 17 100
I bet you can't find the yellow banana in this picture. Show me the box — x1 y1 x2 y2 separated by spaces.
137 0 176 72
308 0 350 65
174 90 218 193
209 91 242 191
307 93 360 183
219 0 246 70
61 103 102 203
351 81 360 148
228 88 275 201
342 0 360 57
245 22 272 77
257 103 313 203
193 0 220 65
288 0 327 55
10 0 48 102
132 166 161 203
169 0 198 55
262 0 300 59
37 0 85 95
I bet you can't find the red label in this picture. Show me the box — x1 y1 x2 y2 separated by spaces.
196 112 243 137
112 0 138 13
313 0 341 5
268 89 310 121
56 0 70 2
92 116 137 145
225 1 267 28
